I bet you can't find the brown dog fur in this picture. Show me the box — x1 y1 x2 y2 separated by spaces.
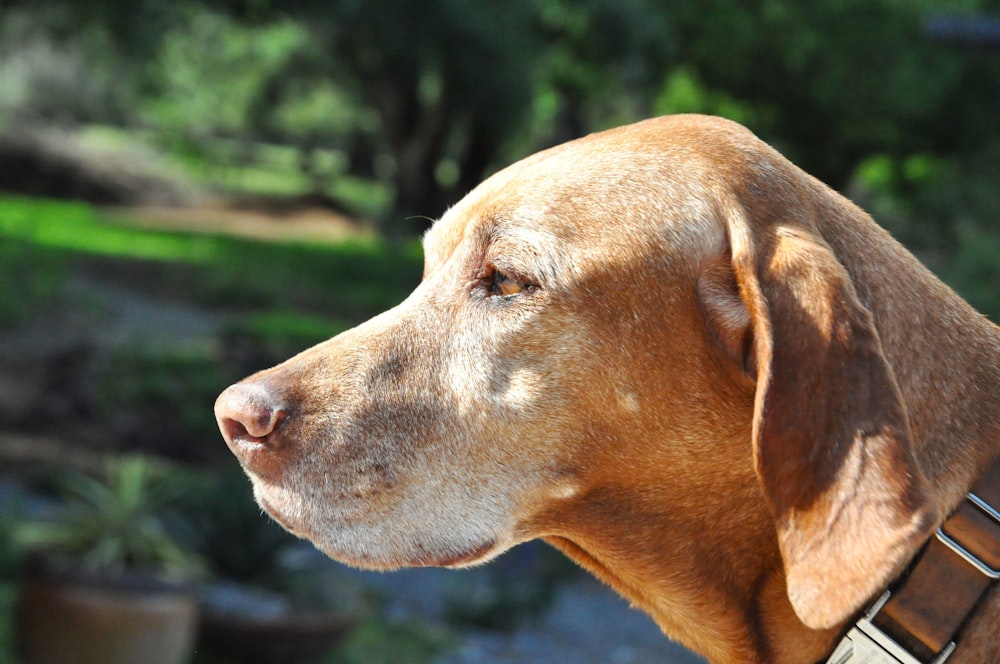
216 115 1000 663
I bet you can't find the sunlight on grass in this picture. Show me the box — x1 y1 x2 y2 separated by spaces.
0 196 221 263
0 195 423 324
77 125 393 219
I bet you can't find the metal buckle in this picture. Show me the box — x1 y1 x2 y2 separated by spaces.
826 489 999 663
934 492 1000 580
824 592 956 664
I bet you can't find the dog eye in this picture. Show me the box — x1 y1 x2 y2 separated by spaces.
492 271 524 297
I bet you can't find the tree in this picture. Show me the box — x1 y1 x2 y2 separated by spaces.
664 0 1000 188
213 0 670 230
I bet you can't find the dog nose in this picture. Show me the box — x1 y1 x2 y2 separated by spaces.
215 382 287 450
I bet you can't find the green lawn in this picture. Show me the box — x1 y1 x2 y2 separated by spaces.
0 195 422 330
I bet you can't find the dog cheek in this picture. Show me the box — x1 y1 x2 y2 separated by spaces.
492 365 544 410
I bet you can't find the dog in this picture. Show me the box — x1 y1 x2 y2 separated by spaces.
215 115 1000 663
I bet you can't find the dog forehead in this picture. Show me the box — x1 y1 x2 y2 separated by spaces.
424 117 740 273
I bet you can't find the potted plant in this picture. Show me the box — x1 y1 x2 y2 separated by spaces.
13 456 203 664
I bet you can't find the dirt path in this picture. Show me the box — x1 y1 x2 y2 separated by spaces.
111 198 375 244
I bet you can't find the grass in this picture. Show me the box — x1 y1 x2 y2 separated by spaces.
81 125 393 220
0 195 422 325
0 196 221 263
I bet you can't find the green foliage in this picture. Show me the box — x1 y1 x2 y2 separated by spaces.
13 457 204 579
97 347 235 459
665 0 1000 185
146 9 305 136
0 237 64 327
173 469 295 587
852 146 1000 323
653 67 754 125
946 225 1000 321
323 618 452 664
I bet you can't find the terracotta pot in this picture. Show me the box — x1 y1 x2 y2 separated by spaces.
16 564 199 664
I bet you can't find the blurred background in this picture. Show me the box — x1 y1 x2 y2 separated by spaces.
0 1 998 662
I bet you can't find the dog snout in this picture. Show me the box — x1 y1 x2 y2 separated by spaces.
215 381 288 453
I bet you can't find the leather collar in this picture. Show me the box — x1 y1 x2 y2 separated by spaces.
824 455 1000 663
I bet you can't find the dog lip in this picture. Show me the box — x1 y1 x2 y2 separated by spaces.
225 433 290 483
220 417 271 462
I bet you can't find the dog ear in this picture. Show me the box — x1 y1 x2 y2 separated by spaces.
711 200 938 630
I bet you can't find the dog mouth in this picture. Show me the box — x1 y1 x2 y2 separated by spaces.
252 480 504 571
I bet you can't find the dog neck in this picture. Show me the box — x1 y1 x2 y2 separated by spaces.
820 199 1000 506
888 310 1000 505
539 272 1000 664
542 485 839 664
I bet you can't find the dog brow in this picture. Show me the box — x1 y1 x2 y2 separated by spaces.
489 223 567 286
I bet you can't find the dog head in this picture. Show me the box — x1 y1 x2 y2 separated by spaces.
216 115 936 632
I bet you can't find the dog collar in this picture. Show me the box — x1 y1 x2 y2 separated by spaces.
824 455 1000 664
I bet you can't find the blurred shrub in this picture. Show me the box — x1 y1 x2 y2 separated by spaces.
324 619 452 664
654 66 756 126
96 347 237 462
0 238 64 327
0 8 130 126
443 543 578 631
852 147 1000 322
945 224 1000 322
221 311 348 374
12 456 205 579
